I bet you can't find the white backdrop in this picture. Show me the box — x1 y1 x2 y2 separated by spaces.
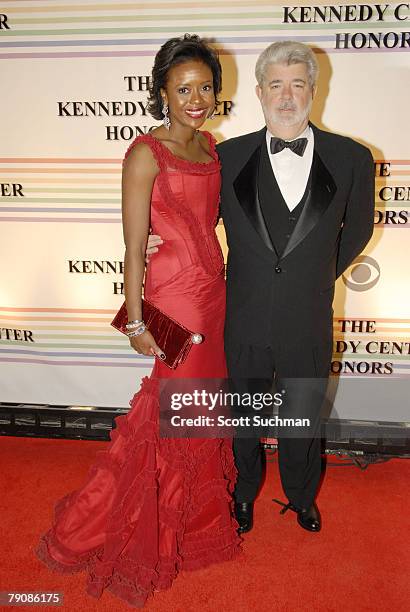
1 1 409 417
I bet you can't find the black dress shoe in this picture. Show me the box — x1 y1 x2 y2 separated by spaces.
297 503 321 532
272 498 321 532
234 502 254 534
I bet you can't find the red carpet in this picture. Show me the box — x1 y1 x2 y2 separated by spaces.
1 435 409 612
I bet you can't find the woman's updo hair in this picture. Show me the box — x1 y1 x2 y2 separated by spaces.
147 34 222 120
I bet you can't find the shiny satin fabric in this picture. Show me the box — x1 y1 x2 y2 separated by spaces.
35 132 241 608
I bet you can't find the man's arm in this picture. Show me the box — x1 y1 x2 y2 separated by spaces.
336 147 375 278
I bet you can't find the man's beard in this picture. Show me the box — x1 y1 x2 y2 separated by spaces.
264 98 312 127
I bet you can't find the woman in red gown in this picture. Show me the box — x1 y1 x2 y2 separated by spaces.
36 34 241 607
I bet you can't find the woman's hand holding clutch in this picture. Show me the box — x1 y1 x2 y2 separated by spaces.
111 299 201 369
129 329 166 360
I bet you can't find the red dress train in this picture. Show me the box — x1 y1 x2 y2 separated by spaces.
35 132 241 608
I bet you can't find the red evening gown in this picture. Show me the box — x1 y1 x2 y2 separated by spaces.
35 131 241 608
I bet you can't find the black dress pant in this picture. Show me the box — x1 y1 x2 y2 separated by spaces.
225 339 330 510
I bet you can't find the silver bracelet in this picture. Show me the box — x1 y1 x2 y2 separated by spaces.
126 320 144 330
127 324 146 337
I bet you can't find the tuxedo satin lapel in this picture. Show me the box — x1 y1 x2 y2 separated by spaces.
233 145 275 253
281 150 337 260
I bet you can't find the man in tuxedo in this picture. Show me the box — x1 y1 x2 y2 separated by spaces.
147 41 374 533
217 41 374 533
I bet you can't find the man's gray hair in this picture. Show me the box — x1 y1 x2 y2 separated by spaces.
255 41 318 88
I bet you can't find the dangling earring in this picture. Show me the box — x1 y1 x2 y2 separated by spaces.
208 107 216 120
162 102 170 130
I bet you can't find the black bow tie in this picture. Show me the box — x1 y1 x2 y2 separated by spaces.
270 136 308 157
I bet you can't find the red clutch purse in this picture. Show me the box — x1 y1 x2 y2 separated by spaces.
111 299 204 369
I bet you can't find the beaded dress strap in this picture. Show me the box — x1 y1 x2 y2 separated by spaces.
201 130 218 161
123 134 165 170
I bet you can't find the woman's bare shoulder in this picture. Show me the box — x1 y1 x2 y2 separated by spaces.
123 137 159 176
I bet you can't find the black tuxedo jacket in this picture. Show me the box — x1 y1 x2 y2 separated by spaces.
216 123 374 365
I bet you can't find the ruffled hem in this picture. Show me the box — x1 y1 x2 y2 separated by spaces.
35 376 242 608
36 527 241 609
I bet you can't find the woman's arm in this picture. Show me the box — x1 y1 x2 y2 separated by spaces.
121 143 164 358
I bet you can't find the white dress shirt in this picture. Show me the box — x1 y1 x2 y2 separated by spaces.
265 125 314 211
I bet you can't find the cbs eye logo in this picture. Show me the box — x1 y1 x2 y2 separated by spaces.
342 256 380 291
